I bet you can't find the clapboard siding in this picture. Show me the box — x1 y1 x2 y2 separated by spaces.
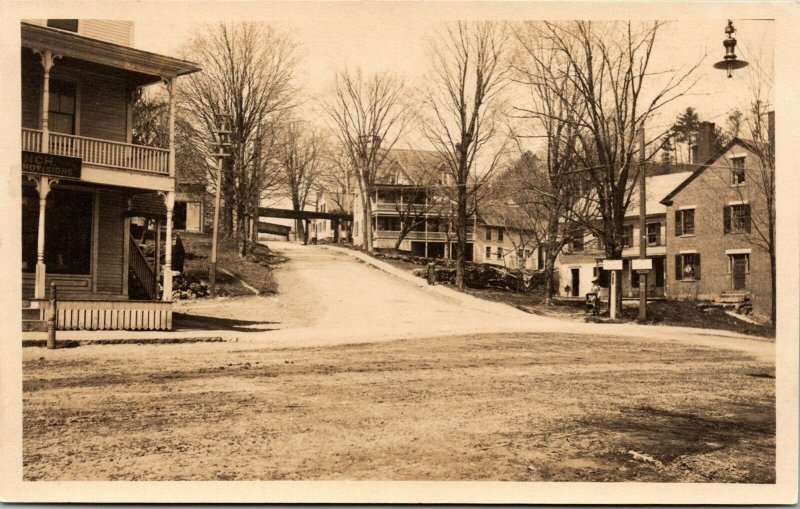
79 20 134 47
76 73 128 142
21 50 42 129
22 52 130 142
95 188 125 294
23 20 134 47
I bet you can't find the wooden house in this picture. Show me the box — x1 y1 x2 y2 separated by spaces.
20 20 201 331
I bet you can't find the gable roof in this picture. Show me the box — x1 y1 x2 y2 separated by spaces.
627 171 693 217
660 137 757 205
374 149 444 186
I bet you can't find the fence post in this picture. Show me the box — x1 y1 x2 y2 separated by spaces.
47 282 57 349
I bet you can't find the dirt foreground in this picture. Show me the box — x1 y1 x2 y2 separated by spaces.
23 332 774 482
23 242 775 482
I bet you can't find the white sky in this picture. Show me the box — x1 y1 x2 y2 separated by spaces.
131 4 774 151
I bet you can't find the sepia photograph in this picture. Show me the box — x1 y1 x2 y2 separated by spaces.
0 0 797 504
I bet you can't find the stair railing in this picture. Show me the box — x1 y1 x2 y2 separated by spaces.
129 238 158 300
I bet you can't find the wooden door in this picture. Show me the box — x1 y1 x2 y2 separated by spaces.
571 268 580 297
732 255 747 290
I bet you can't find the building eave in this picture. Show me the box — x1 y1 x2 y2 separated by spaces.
21 22 202 82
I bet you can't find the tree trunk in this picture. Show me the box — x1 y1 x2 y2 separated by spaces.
251 193 260 248
543 251 556 306
363 191 374 253
455 177 468 290
240 214 249 257
770 248 776 325
292 198 304 243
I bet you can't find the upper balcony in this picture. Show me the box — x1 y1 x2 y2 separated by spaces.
23 128 169 175
21 21 200 191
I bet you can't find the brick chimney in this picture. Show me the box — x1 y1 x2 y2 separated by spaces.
691 121 716 164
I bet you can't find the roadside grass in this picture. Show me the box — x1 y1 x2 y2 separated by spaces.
180 232 286 297
619 300 775 338
372 249 775 338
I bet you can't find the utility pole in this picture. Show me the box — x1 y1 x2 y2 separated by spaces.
637 126 648 321
209 113 232 298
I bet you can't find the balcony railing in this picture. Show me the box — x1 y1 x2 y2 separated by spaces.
374 230 474 242
22 128 170 175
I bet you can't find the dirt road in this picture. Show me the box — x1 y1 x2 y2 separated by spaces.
171 242 773 361
22 242 775 482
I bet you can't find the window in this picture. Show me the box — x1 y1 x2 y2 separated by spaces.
485 246 491 260
497 247 503 260
622 224 634 248
724 204 751 234
571 232 584 252
497 228 504 242
377 216 401 231
376 189 398 203
731 157 746 185
675 208 695 236
517 249 524 260
47 19 78 32
674 253 701 281
48 80 76 135
22 186 93 274
485 228 491 241
646 223 661 246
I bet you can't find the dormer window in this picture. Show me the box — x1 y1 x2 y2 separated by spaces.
47 19 79 32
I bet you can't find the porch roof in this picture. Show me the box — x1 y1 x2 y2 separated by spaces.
21 22 201 85
128 192 167 220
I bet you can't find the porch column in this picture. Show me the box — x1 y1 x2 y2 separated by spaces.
35 49 60 153
162 191 175 301
33 176 57 299
165 77 176 178
154 220 162 282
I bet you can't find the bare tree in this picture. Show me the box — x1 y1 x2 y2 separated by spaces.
179 22 298 254
319 144 356 214
508 25 590 303
736 98 775 323
525 21 700 310
276 121 324 244
324 69 407 252
423 21 511 289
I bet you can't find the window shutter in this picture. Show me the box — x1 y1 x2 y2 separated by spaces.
674 254 683 280
695 253 701 279
723 206 731 234
674 210 682 236
744 204 752 233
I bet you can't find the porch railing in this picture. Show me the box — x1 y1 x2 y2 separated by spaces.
22 128 169 175
21 128 42 152
129 238 159 300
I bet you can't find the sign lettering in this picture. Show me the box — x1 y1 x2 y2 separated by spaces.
22 151 82 180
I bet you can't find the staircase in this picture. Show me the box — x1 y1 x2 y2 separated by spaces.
22 300 46 332
129 237 159 300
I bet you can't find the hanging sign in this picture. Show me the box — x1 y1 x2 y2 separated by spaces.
602 259 623 271
632 258 653 271
22 151 82 180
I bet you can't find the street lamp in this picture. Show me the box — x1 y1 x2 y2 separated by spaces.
713 20 749 78
209 112 232 298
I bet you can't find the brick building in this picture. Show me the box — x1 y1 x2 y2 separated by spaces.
660 128 774 319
